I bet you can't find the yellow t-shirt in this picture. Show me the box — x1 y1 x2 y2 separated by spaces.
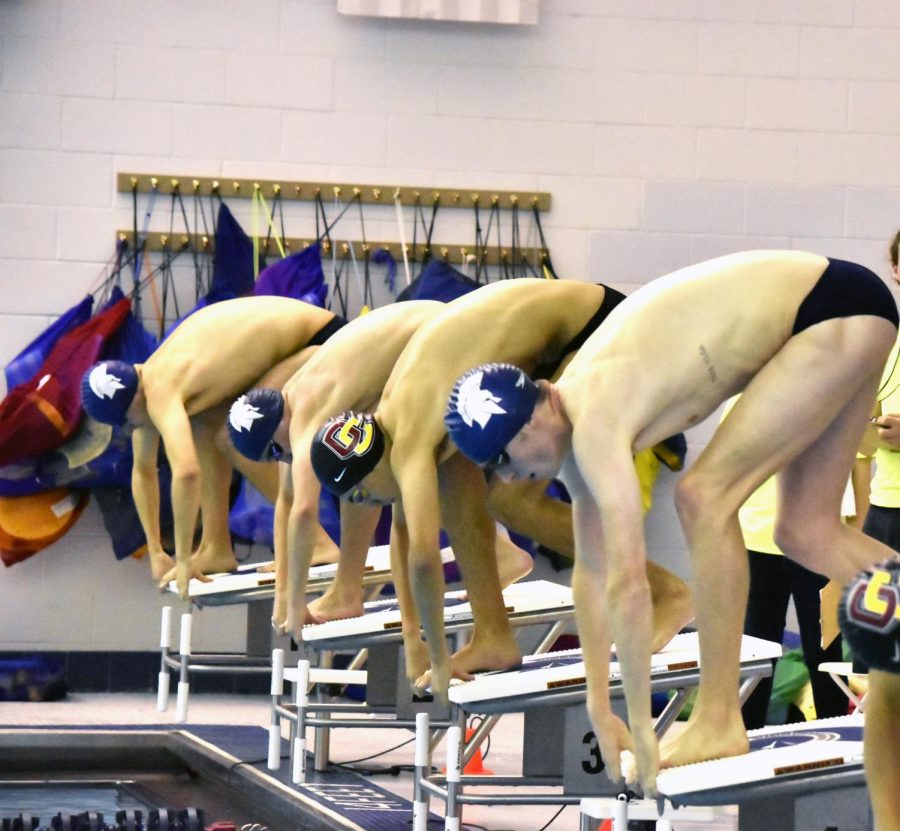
870 336 900 509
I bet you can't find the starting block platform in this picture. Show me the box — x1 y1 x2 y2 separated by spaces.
299 577 573 649
158 545 446 722
652 714 869 831
271 579 576 783
416 632 783 829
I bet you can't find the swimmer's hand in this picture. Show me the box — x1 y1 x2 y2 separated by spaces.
413 659 474 703
607 722 658 800
589 708 657 797
159 561 212 597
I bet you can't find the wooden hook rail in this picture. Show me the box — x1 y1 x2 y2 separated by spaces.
117 173 552 212
116 231 550 269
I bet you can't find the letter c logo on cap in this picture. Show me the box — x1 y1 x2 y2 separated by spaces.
323 414 375 460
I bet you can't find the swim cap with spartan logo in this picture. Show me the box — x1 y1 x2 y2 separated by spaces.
310 411 386 497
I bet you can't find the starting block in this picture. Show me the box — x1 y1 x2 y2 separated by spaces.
271 578 575 781
655 714 868 831
157 544 411 721
418 632 782 830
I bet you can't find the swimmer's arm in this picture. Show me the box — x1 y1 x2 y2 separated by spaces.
285 432 324 633
389 504 429 682
272 461 291 626
394 448 449 694
152 401 202 591
131 426 164 556
572 434 656 783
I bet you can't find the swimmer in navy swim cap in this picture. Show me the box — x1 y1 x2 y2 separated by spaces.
447 251 900 801
81 296 346 596
81 361 140 426
327 278 692 703
230 301 444 634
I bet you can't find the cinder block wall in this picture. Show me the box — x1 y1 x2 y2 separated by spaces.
1 0 898 652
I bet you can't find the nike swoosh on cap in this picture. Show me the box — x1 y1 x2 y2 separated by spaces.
334 468 347 483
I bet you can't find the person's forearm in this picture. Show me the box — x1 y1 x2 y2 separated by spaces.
389 519 423 643
607 573 654 732
170 469 201 568
572 560 614 714
287 501 319 613
409 545 450 668
132 467 164 553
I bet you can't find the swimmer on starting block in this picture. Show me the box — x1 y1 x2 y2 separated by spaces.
227 300 450 633
226 299 564 641
308 278 694 694
445 251 899 799
81 296 346 596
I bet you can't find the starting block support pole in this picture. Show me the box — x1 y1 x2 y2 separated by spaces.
268 648 285 770
413 712 430 831
292 659 310 784
175 612 192 723
157 606 173 712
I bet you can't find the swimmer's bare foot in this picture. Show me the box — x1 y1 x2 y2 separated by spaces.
414 639 523 696
149 550 176 583
449 637 523 678
257 561 276 573
495 533 534 589
309 526 340 567
190 542 239 575
648 564 695 652
659 710 748 770
307 585 366 623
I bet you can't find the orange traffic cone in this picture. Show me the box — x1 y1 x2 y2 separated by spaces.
443 728 494 775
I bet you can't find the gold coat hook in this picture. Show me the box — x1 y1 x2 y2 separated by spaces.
372 188 382 200
170 178 180 191
192 179 201 192
232 181 241 193
212 180 220 194
150 177 159 189
273 183 281 195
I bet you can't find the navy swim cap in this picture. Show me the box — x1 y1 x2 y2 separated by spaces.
310 411 385 497
228 389 285 461
444 363 539 466
81 361 139 426
839 561 900 673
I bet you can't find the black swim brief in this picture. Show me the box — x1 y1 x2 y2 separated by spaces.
792 258 899 335
308 313 349 346
533 284 627 379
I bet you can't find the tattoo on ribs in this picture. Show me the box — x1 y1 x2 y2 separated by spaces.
698 344 717 383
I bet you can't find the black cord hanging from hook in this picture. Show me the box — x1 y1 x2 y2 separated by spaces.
532 203 559 280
